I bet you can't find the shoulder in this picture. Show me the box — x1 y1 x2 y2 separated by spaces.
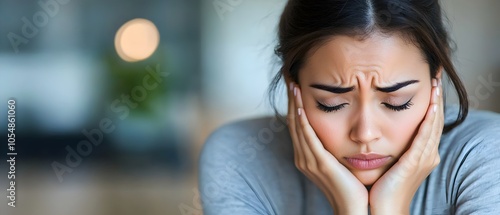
198 116 304 214
440 105 500 168
200 116 292 165
413 106 500 214
442 105 500 150
438 106 500 213
440 105 500 173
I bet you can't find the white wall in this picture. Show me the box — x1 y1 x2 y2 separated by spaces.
441 0 500 112
201 0 287 124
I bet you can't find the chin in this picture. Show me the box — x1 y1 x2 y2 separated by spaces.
352 169 384 186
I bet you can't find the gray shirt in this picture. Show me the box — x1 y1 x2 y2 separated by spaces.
199 105 500 214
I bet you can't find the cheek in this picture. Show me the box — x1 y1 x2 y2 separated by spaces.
385 97 429 156
302 91 347 150
302 88 431 159
304 107 347 156
304 99 429 158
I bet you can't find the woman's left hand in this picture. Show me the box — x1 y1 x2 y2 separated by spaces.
369 78 444 215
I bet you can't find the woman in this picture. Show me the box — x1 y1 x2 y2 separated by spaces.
199 0 500 214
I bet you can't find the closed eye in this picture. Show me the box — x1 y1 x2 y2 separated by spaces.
316 99 414 113
316 102 348 113
382 98 414 111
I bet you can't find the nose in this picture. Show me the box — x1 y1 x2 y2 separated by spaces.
349 107 382 145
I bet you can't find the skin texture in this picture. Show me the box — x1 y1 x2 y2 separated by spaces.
286 32 444 214
300 33 432 185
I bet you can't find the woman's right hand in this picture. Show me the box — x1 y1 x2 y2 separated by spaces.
287 82 368 215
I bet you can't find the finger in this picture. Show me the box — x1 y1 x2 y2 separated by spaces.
429 78 444 159
422 77 446 166
287 82 295 122
428 78 444 147
298 106 342 167
405 79 439 163
294 86 316 164
295 87 340 165
426 77 445 166
294 86 316 159
294 89 339 193
424 78 441 155
287 83 303 166
427 78 445 152
437 77 445 132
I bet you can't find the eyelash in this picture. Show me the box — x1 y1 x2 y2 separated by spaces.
316 99 414 113
316 102 348 113
383 99 414 112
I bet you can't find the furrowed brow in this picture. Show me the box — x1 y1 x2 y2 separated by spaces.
310 80 419 94
375 80 420 93
309 84 354 94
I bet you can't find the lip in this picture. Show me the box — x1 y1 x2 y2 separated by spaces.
344 153 391 170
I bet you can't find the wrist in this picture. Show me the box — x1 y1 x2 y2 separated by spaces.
334 208 368 215
369 194 412 215
370 204 409 215
330 201 368 215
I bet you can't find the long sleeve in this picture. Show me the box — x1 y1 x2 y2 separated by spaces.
453 129 500 214
198 122 269 215
198 116 333 215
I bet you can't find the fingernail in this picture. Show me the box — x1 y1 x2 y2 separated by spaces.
432 79 437 87
433 104 437 113
294 87 297 96
298 108 302 116
436 87 440 96
289 83 294 91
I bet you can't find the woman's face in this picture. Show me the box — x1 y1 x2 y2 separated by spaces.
298 33 436 185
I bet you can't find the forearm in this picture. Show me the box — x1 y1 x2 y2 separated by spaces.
370 204 409 215
332 206 368 215
327 197 368 215
371 210 409 215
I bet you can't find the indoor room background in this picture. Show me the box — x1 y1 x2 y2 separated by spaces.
0 0 499 214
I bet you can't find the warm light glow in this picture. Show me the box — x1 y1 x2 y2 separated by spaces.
115 18 160 62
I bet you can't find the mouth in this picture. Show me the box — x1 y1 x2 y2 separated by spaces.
344 153 391 170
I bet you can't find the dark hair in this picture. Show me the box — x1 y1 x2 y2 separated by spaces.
268 0 468 133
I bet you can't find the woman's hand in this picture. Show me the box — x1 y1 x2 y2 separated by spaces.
287 82 368 215
369 78 444 215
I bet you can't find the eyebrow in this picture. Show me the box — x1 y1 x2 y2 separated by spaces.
309 80 420 94
376 80 420 93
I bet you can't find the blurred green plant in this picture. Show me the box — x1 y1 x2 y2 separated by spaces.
103 48 172 117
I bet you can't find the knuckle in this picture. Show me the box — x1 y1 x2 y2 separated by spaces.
295 159 301 166
305 163 317 172
434 156 441 166
294 159 302 170
422 146 432 156
295 163 304 172
299 120 308 130
401 156 419 170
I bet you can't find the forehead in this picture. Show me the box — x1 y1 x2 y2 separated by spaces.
301 33 429 83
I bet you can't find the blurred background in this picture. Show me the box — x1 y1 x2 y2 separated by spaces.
0 0 498 214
